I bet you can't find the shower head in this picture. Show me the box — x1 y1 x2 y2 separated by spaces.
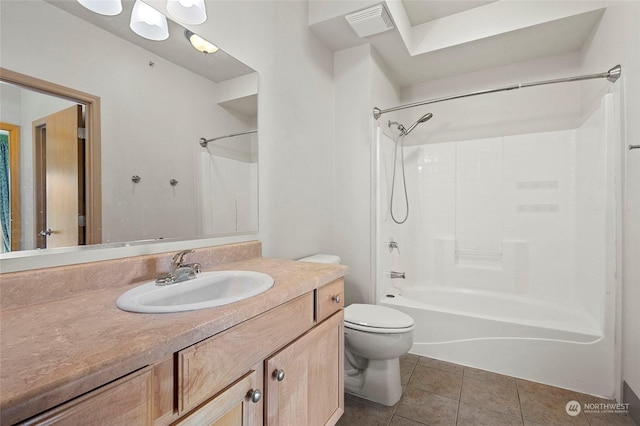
403 112 433 135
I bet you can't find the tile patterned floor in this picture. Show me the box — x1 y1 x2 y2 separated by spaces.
337 354 635 426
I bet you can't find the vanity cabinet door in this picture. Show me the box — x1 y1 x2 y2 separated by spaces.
265 310 344 426
19 367 153 426
174 371 261 426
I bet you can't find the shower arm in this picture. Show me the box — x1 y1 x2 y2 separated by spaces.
199 130 258 147
372 65 622 119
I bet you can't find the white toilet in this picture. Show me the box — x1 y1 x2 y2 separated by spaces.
299 254 415 406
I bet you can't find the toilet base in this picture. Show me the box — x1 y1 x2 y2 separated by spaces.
344 358 402 406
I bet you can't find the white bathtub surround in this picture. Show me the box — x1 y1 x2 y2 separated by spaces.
197 149 258 235
434 238 529 294
375 94 619 397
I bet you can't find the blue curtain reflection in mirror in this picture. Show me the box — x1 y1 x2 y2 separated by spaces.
0 131 10 252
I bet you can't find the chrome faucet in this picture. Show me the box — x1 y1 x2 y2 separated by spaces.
155 250 201 285
388 240 400 253
390 271 405 279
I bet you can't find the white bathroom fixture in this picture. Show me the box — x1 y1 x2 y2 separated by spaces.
116 270 274 313
129 0 169 41
77 0 122 16
343 304 414 405
345 4 394 38
184 30 218 54
298 254 415 406
167 0 207 25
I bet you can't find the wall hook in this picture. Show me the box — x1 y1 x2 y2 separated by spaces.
170 179 179 186
131 175 141 183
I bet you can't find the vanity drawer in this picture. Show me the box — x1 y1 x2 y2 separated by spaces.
316 279 344 323
178 293 314 414
20 367 153 426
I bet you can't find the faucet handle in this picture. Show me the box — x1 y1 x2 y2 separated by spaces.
172 249 195 265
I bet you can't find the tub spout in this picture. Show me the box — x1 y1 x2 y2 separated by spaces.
390 271 405 279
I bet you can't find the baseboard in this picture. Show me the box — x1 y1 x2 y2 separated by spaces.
624 381 640 425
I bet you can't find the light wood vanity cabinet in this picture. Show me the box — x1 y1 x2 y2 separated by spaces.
17 279 345 426
177 293 315 414
265 310 344 426
20 367 154 426
173 370 262 426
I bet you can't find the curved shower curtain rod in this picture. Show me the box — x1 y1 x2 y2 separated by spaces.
372 64 622 119
199 130 258 147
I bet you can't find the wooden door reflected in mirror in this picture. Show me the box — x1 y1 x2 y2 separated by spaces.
33 105 86 249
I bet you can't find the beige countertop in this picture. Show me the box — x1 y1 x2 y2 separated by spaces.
0 256 347 425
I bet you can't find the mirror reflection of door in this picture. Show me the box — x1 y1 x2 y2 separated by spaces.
33 105 85 249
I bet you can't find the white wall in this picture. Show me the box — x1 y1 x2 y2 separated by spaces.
181 1 336 260
579 0 640 406
398 52 584 145
334 44 399 305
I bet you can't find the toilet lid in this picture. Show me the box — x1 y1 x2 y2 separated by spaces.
345 304 414 330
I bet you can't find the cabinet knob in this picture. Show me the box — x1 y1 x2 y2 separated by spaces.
247 388 262 403
332 295 341 304
273 369 285 382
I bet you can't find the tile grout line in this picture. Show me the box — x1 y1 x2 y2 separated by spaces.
456 367 467 425
515 378 526 425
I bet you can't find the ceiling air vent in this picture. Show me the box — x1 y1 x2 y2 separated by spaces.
345 4 394 38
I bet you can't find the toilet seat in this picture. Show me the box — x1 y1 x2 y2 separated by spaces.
345 304 415 334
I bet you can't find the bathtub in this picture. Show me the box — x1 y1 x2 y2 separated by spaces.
380 286 614 397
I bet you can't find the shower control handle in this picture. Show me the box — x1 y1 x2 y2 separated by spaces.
332 295 341 304
390 271 405 279
273 369 285 382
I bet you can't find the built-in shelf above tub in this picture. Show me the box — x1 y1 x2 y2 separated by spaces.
216 72 258 116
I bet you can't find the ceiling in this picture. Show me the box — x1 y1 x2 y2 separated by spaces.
401 0 497 26
309 0 606 88
46 0 255 83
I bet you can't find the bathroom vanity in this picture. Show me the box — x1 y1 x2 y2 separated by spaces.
0 242 346 425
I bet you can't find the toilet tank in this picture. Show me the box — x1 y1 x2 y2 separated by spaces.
298 254 341 264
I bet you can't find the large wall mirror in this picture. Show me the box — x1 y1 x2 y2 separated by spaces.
0 0 258 258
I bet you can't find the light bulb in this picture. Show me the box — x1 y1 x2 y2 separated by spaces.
77 0 122 16
185 30 218 54
167 0 207 25
129 0 169 41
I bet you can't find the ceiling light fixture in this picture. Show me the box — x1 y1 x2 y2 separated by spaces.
167 0 207 25
76 0 122 16
184 30 219 54
129 0 169 41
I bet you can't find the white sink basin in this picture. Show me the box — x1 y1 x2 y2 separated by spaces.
116 270 274 313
